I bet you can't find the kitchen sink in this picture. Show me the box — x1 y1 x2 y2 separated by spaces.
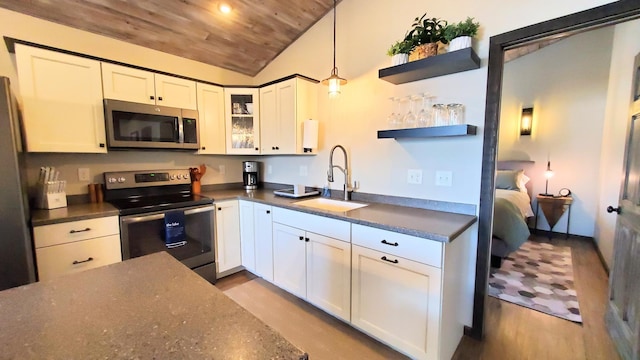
293 198 368 212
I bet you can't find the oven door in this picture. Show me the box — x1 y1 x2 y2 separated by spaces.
119 204 215 272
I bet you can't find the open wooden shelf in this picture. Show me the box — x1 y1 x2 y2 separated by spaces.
377 124 477 139
378 47 481 85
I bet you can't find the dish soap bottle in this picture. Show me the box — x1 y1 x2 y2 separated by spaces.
322 184 331 198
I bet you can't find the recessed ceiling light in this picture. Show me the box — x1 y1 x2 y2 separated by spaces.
219 3 232 14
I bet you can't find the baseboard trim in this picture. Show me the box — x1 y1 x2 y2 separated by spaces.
591 239 610 276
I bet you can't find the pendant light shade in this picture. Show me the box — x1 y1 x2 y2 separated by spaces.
322 0 346 97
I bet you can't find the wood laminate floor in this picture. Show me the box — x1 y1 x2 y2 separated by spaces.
215 234 618 360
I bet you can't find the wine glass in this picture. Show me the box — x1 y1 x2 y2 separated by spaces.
403 96 418 128
417 93 433 127
387 97 403 129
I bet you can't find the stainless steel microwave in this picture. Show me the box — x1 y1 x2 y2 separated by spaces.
104 99 199 150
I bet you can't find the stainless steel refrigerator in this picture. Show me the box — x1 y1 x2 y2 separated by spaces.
0 76 36 290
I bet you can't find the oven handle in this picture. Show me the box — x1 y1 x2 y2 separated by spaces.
120 205 215 224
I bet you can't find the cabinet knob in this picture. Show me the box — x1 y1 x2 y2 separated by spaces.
99 143 105 148
255 147 259 151
299 236 304 241
150 95 155 100
218 207 222 211
275 146 279 150
201 146 206 150
266 210 271 214
305 237 309 242
158 96 163 101
272 147 275 150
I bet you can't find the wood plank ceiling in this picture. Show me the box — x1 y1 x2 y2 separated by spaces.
0 0 337 76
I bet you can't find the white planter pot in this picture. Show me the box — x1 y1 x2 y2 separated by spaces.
449 36 472 52
391 53 408 66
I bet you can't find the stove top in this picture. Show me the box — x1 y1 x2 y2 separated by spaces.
103 169 213 215
108 193 213 216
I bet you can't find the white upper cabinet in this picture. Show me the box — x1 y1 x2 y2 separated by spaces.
101 63 155 105
15 44 107 153
196 83 225 154
260 78 318 155
101 63 197 110
224 88 261 155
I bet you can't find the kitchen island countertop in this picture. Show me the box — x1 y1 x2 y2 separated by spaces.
0 252 307 359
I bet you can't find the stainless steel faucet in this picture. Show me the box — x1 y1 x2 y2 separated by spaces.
328 145 350 200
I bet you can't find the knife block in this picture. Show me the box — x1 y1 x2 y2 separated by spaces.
36 181 67 209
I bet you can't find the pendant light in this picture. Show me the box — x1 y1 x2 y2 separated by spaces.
321 0 346 98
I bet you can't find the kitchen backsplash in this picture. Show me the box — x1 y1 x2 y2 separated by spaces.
24 151 250 196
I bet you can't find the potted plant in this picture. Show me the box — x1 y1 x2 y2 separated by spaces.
386 39 414 66
444 17 480 52
404 13 447 61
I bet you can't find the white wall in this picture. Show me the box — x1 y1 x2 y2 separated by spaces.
0 8 255 194
498 28 614 237
595 19 640 269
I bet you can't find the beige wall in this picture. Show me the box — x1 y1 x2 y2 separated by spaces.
498 27 614 237
595 19 640 269
0 8 256 194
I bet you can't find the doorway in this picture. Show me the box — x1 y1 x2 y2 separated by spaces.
472 0 640 341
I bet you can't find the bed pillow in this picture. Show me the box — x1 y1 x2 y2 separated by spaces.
495 169 523 191
517 173 530 193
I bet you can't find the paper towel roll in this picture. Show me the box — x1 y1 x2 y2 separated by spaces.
302 119 318 152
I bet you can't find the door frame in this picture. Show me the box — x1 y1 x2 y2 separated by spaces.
472 0 640 340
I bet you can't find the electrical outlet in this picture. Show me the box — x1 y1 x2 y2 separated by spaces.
218 165 225 175
435 170 453 187
78 168 90 182
407 169 423 184
267 165 273 175
299 165 308 177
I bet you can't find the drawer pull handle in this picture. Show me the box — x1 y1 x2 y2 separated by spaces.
72 257 94 265
69 228 91 234
299 236 304 241
381 256 399 264
381 240 399 247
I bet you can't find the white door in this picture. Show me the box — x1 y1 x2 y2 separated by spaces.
272 223 306 298
154 74 197 110
306 232 351 321
239 200 256 272
275 79 297 154
15 44 107 153
606 55 640 358
215 201 241 274
259 84 278 154
197 83 226 154
101 63 156 105
253 203 273 281
351 245 441 360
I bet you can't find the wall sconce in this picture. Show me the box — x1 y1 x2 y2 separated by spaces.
520 107 533 136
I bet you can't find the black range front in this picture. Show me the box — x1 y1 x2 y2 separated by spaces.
104 169 216 283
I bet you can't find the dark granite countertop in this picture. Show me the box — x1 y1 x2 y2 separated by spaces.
202 189 477 243
0 252 306 359
31 202 120 227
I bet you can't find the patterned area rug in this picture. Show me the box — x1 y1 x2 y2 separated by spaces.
489 241 582 323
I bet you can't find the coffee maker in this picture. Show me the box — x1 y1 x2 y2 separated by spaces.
243 161 259 190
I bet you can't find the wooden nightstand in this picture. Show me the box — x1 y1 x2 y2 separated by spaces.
535 195 573 239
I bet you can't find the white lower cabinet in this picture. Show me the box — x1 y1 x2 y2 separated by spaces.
33 216 121 281
351 244 441 360
214 200 241 275
272 208 351 322
253 203 274 282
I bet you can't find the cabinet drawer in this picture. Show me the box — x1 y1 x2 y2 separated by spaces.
35 235 122 281
272 207 350 242
352 224 442 268
34 216 119 248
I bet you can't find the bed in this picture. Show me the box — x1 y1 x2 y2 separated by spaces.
491 161 535 267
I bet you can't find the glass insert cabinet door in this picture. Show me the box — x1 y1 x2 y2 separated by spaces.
224 88 260 154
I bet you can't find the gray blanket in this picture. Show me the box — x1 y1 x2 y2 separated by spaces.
493 197 530 253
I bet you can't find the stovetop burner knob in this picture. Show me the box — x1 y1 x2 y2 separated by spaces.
108 177 117 184
170 174 176 180
118 177 126 183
